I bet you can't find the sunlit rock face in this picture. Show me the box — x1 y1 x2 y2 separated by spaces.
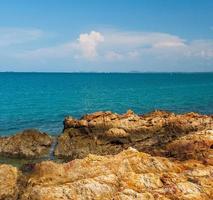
20 148 213 200
0 129 53 159
55 110 213 160
0 164 20 200
0 110 212 199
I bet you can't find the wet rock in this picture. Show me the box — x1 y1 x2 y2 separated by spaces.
20 148 213 200
55 110 213 159
0 129 52 159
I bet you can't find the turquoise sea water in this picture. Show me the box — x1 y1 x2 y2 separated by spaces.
0 72 213 136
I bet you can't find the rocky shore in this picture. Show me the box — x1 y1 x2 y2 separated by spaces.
0 110 212 199
0 129 52 159
55 110 212 161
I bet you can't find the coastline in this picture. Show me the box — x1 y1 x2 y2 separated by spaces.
1 109 212 165
0 109 212 199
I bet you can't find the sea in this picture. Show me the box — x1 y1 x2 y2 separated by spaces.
0 72 213 136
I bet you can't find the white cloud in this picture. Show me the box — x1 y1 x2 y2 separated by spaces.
17 42 75 60
76 31 104 59
103 31 185 48
12 29 213 71
101 30 213 61
153 40 185 48
187 40 213 59
18 30 105 60
0 28 43 47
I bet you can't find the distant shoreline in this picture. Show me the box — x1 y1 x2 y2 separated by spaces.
0 71 213 74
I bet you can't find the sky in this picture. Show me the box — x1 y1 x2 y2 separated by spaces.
0 0 213 72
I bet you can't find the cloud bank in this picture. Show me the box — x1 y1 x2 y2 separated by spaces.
0 28 43 47
0 28 213 72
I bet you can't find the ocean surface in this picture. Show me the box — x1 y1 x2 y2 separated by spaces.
0 72 213 136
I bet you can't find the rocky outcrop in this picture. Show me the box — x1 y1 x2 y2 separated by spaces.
0 109 212 200
0 129 52 158
19 148 213 200
55 110 213 159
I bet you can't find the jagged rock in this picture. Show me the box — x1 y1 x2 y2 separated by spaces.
0 129 52 158
20 148 213 200
55 110 213 159
166 129 213 162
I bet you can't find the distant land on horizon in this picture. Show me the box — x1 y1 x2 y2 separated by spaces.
0 71 213 74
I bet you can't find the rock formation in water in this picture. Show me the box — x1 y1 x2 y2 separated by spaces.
55 110 213 160
1 148 213 200
0 110 213 199
0 129 52 158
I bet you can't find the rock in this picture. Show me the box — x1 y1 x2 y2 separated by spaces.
166 129 213 162
0 164 20 200
105 128 129 138
0 129 52 158
55 110 213 159
20 148 213 200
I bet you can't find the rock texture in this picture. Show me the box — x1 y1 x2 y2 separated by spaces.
0 110 213 200
55 110 213 159
0 129 52 158
0 164 20 200
19 148 213 200
166 129 213 162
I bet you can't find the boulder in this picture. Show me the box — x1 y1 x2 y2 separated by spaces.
0 129 53 158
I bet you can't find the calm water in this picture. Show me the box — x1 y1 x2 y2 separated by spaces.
0 72 213 136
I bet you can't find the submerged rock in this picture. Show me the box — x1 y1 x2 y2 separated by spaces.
0 129 52 159
19 148 213 200
55 110 213 159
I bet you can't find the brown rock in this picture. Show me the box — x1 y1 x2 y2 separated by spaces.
0 129 52 158
166 129 213 161
0 164 20 200
105 128 129 138
55 110 213 159
20 148 213 200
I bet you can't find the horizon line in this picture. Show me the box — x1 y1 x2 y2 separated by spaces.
0 71 213 74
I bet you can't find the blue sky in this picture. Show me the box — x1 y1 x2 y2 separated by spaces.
0 0 213 72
